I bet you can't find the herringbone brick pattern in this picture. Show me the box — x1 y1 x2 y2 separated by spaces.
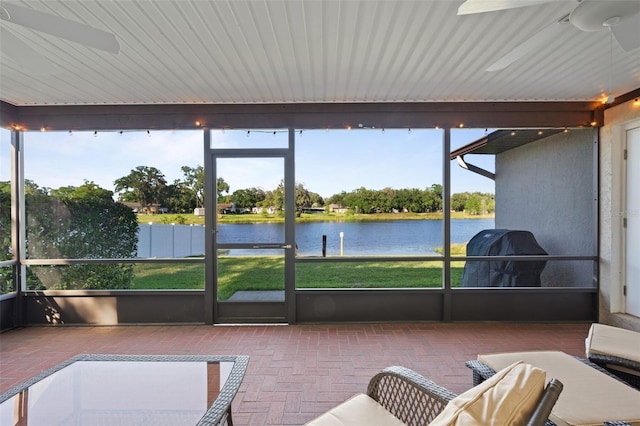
0 322 591 425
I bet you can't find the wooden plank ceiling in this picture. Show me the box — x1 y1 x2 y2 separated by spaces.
1 0 639 107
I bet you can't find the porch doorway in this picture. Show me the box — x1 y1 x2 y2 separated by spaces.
625 125 640 317
205 129 295 324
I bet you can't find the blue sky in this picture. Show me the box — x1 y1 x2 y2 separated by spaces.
1 127 494 198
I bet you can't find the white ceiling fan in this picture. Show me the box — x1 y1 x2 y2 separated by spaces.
457 0 640 71
0 1 119 72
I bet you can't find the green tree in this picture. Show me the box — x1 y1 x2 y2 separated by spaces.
0 182 11 262
326 191 347 207
348 187 379 213
162 181 194 213
231 187 266 210
217 177 230 202
309 191 324 207
295 183 312 212
424 184 443 212
451 191 495 215
24 182 138 290
396 188 423 212
51 180 114 202
262 181 285 213
465 193 482 215
0 182 12 293
114 166 167 210
379 187 396 213
451 193 468 212
181 165 205 208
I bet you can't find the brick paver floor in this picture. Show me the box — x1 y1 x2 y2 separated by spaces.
0 322 591 425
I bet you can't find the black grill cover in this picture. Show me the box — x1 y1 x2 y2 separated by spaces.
461 229 547 287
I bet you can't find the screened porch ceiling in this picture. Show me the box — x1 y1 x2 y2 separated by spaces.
1 0 639 109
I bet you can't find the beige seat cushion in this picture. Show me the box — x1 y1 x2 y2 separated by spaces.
585 323 640 364
478 350 640 426
429 361 545 426
304 393 407 426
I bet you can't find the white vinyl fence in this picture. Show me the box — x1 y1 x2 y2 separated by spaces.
137 224 205 258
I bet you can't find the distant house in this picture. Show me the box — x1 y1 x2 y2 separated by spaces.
301 207 325 213
252 206 277 214
217 203 237 214
123 202 167 214
329 204 349 214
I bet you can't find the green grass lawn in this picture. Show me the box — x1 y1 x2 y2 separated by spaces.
130 262 206 290
131 254 467 300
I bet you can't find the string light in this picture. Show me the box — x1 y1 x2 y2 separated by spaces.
459 123 464 128
40 126 46 132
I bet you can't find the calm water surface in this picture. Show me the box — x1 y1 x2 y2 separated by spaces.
217 219 494 256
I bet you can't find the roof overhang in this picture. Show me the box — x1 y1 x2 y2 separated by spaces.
450 128 565 159
1 100 605 132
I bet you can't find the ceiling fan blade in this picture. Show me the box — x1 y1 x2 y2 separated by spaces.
0 27 59 74
612 11 640 51
0 2 119 53
457 0 558 15
486 19 568 71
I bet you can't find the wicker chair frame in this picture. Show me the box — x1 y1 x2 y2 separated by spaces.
465 357 633 426
587 353 640 390
365 365 562 426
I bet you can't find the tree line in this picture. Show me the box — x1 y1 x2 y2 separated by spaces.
113 165 494 215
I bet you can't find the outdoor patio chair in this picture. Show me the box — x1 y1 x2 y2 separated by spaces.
585 323 640 390
466 351 640 426
305 361 563 426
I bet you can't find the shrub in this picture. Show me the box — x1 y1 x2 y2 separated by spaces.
24 187 138 290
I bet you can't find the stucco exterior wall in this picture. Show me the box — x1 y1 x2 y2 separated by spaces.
600 99 640 331
495 129 596 287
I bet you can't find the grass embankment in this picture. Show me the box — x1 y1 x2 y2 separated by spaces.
137 211 494 225
131 243 468 299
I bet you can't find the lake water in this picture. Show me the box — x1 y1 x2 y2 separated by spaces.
217 219 495 256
